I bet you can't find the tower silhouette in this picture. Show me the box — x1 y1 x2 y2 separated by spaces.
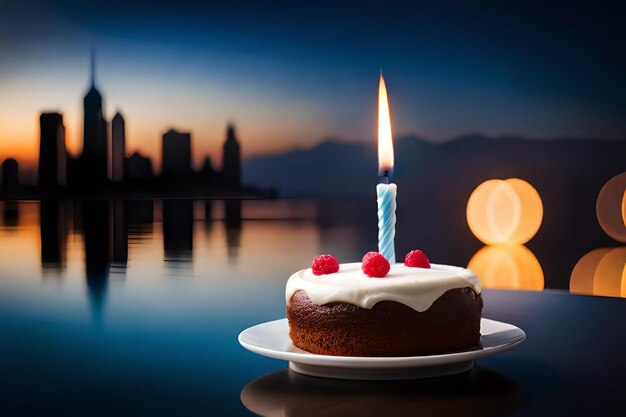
222 123 241 187
82 49 108 183
1 158 19 198
111 112 125 182
39 112 67 190
125 151 154 181
161 129 192 178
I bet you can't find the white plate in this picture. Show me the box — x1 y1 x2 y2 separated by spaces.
238 318 525 380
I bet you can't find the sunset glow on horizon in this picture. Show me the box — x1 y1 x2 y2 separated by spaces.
2 1 626 183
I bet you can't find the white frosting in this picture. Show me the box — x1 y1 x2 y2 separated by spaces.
286 262 481 312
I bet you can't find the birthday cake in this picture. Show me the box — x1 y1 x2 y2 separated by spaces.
286 251 483 357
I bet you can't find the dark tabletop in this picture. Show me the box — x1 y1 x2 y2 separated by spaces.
240 289 626 417
2 289 624 416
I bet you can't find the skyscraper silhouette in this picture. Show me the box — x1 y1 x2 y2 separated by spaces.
38 112 67 190
82 49 108 183
111 112 125 182
125 151 154 181
1 158 19 198
162 129 192 178
222 123 241 187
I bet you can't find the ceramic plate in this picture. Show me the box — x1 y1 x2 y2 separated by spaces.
239 318 525 380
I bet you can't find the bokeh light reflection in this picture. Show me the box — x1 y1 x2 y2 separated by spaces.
570 247 626 298
468 245 544 291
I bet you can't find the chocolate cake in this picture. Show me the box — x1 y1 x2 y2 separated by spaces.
286 262 483 357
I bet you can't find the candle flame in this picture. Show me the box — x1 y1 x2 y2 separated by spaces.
378 73 394 174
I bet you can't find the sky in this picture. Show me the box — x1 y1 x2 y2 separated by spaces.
1 0 625 177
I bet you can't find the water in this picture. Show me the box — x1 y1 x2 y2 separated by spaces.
1 199 315 415
0 198 622 415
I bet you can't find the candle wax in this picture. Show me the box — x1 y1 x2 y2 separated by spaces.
377 183 397 264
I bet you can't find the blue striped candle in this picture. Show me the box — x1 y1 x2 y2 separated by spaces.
377 183 397 263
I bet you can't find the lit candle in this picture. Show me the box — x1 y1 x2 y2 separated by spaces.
377 73 396 264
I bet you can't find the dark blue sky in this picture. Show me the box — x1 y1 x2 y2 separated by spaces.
1 0 625 168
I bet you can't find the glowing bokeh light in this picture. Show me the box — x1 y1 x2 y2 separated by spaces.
596 172 626 243
466 178 543 245
570 247 626 298
468 244 544 291
622 189 626 227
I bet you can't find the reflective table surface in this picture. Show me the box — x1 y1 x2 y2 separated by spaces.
244 289 626 416
0 200 624 416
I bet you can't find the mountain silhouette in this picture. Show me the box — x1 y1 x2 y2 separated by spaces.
243 140 378 197
243 134 626 198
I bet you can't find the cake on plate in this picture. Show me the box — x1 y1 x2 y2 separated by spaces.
286 251 482 357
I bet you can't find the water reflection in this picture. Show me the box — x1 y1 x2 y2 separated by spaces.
111 200 128 269
0 197 622 315
127 199 154 226
468 245 544 291
82 200 111 321
162 199 194 264
2 201 20 227
205 199 213 232
225 199 242 263
40 201 67 272
241 367 522 416
570 247 626 298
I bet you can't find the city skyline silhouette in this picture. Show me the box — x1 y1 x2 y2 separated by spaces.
0 49 254 199
1 47 254 188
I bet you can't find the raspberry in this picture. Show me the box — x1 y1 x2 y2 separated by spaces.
404 250 431 268
361 251 390 278
311 254 340 275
